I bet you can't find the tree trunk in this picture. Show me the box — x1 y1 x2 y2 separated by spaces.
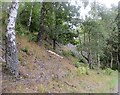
118 1 120 72
97 53 100 69
81 51 89 63
88 30 92 69
5 0 19 76
83 31 85 46
77 30 89 64
110 52 113 69
52 4 59 50
97 31 100 69
38 2 46 46
117 53 119 71
53 39 56 50
88 52 92 69
28 0 34 30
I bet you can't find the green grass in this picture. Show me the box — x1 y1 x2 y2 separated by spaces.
93 70 118 93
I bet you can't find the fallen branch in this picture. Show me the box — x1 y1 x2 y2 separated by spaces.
47 50 63 59
64 81 76 88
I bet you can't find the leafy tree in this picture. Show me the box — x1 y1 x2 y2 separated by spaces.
76 1 118 70
17 2 40 32
38 2 47 46
118 1 120 71
100 5 118 70
43 2 80 50
28 0 34 30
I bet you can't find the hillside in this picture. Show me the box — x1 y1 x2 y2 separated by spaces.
2 35 118 93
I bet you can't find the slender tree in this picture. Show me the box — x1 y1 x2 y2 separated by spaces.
118 1 120 71
28 0 34 30
38 2 46 46
110 52 113 68
88 29 92 69
5 0 19 76
52 2 59 50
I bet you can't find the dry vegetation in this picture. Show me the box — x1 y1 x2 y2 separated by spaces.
2 35 118 93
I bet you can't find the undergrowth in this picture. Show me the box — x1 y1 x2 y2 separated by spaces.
103 68 114 75
75 62 89 75
62 50 75 57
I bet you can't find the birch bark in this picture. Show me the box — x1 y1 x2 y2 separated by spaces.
5 0 19 76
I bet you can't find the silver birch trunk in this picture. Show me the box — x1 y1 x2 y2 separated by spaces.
28 0 34 28
5 0 19 76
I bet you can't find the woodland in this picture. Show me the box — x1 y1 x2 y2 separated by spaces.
0 0 119 93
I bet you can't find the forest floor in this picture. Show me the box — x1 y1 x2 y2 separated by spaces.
1 35 118 93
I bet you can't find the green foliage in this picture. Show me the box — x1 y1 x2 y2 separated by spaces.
17 2 40 32
62 50 75 57
74 61 81 68
16 2 80 46
99 5 118 70
16 23 37 42
44 2 79 45
21 46 29 54
3 1 118 71
74 61 88 68
58 32 78 45
18 2 31 27
104 68 113 75
16 24 29 36
30 2 40 32
1 11 7 25
75 61 89 75
76 66 89 75
75 2 118 71
71 51 76 57
27 33 37 42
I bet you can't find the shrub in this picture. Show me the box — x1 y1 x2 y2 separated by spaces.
74 61 88 68
16 24 29 36
77 66 89 75
74 61 81 68
62 50 75 57
2 11 7 25
27 33 37 42
104 68 113 75
16 24 37 42
62 51 69 57
75 61 89 75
